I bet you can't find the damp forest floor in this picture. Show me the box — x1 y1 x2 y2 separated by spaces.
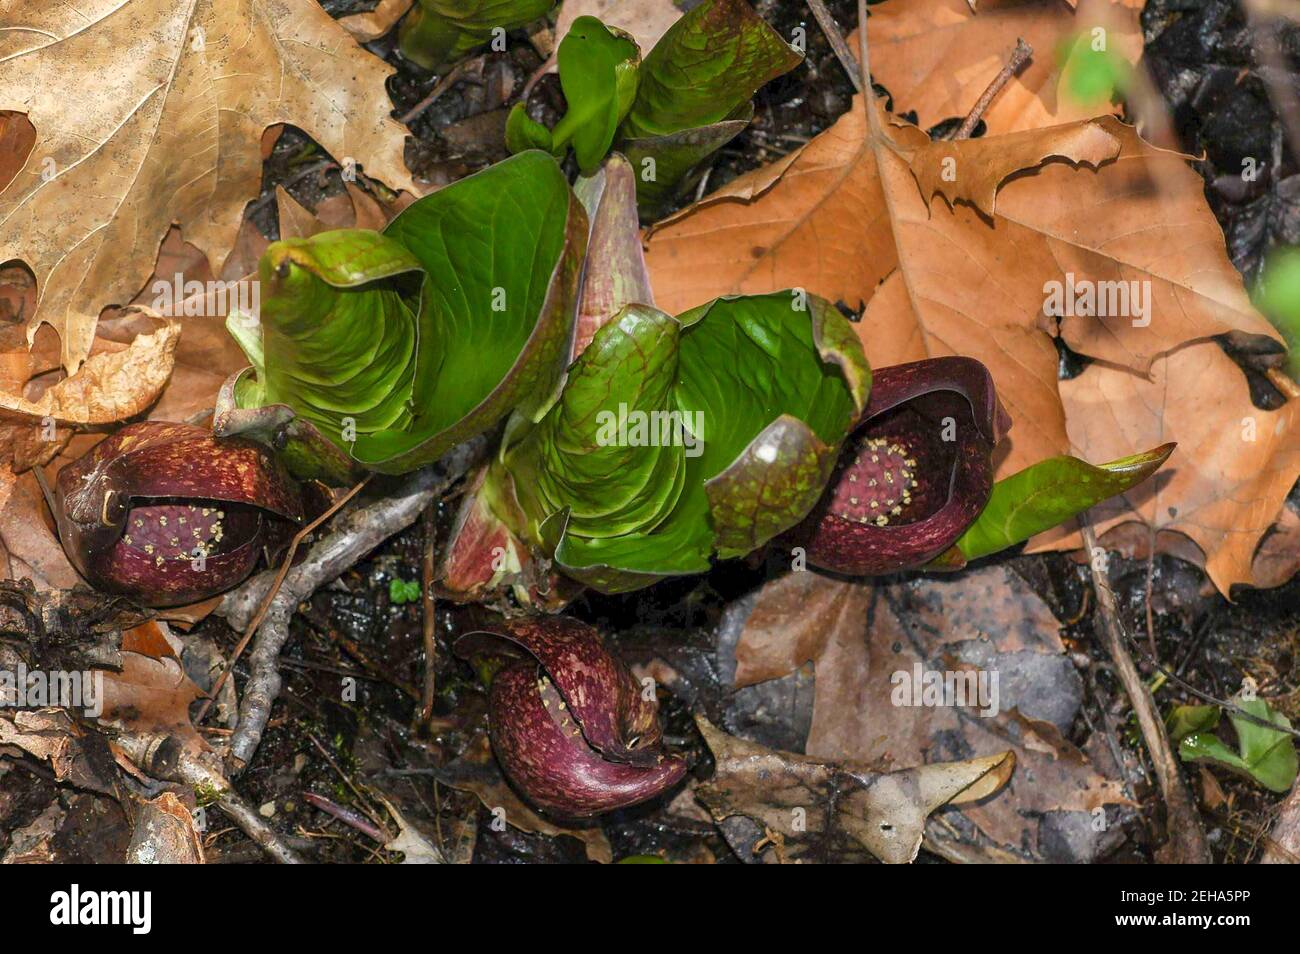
4 0 1297 864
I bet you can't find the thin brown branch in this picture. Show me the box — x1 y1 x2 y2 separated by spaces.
218 438 485 770
857 0 881 139
807 0 863 94
196 476 371 725
1079 518 1212 863
1267 366 1300 400
418 503 438 729
113 732 305 864
954 38 1032 140
399 59 479 126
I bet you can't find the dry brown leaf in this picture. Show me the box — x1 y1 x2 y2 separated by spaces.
732 568 1129 861
646 98 1290 585
339 0 415 42
694 715 1015 864
0 708 120 796
435 734 614 863
0 0 415 373
0 311 178 425
555 0 682 54
861 0 1143 134
99 651 207 757
1027 343 1300 592
1251 499 1300 589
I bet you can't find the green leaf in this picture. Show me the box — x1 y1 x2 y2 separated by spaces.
399 0 557 71
1166 704 1220 743
620 0 802 140
1057 31 1130 108
950 443 1176 563
1252 245 1300 380
228 152 587 477
1179 698 1298 793
489 293 869 592
621 107 752 217
389 578 422 604
232 229 424 451
505 103 553 155
355 151 587 473
550 17 640 174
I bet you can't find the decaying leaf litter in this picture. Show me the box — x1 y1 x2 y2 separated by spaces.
0 0 1298 865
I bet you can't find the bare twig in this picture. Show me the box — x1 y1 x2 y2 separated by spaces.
418 503 438 729
195 476 371 725
218 439 485 769
807 0 863 93
1079 518 1212 863
1267 365 1300 400
113 732 305 864
303 793 387 842
857 0 881 139
399 60 479 126
954 39 1032 140
246 159 338 217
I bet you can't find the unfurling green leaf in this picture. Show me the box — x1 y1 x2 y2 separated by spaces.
1178 697 1298 793
620 0 801 212
484 293 870 592
224 151 587 478
945 442 1177 564
620 0 802 139
1166 704 1220 743
399 0 556 71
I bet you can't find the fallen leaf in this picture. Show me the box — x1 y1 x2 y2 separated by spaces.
375 794 446 864
0 0 415 372
339 0 415 42
0 708 120 796
554 0 682 57
1251 498 1300 589
1030 342 1300 592
645 98 1289 586
99 651 207 757
861 0 1143 134
434 734 614 863
731 567 1130 861
694 715 1014 863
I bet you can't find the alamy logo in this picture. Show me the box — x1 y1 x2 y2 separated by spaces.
594 403 704 458
1042 272 1151 327
0 665 102 717
151 273 259 319
50 885 151 934
890 663 999 717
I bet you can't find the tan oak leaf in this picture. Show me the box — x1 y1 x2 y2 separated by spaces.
0 0 415 373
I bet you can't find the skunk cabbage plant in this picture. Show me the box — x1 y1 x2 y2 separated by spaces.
399 0 557 71
221 151 586 480
506 0 803 212
221 148 1172 604
53 422 304 607
457 616 686 816
795 357 1175 574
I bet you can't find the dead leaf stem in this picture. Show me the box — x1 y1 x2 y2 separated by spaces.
807 0 863 93
954 39 1033 141
1079 518 1212 863
418 503 438 730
